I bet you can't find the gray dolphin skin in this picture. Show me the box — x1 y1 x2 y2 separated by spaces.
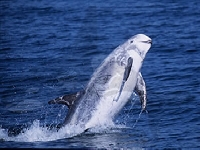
48 34 152 130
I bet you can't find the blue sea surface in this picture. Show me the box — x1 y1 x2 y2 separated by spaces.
0 0 200 149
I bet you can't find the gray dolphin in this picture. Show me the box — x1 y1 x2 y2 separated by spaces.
48 34 152 130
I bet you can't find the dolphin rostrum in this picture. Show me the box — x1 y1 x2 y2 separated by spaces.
48 34 152 130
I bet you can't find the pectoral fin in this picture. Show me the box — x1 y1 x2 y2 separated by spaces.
123 57 133 81
135 72 147 111
48 91 84 109
114 57 133 101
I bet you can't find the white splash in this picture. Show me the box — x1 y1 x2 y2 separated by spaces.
0 120 85 142
0 119 123 142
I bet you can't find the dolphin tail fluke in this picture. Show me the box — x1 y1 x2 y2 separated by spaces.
135 72 147 111
48 91 84 108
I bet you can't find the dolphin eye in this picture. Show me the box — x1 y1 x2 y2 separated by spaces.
130 40 133 43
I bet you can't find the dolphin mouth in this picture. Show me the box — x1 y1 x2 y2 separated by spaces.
142 40 152 44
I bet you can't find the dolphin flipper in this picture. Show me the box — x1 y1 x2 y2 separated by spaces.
114 57 133 101
135 72 147 111
48 91 84 108
123 57 133 81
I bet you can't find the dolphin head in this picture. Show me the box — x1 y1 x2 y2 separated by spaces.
127 34 152 59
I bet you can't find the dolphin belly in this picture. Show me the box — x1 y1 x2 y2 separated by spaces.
63 61 122 126
85 51 143 129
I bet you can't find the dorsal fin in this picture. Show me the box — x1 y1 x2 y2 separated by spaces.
48 91 84 109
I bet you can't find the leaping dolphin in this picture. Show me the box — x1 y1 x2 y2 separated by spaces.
48 34 152 130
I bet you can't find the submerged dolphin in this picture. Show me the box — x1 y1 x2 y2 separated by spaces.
48 34 152 130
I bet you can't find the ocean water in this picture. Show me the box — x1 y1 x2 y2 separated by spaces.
0 0 200 149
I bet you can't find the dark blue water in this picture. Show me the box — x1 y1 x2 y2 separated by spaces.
1 0 200 149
